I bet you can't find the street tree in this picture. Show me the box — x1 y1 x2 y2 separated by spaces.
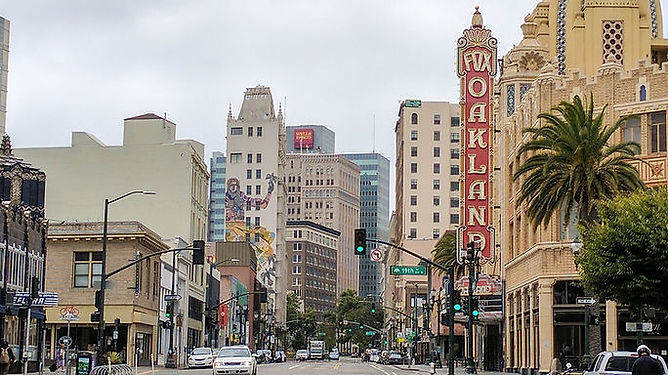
431 231 463 276
334 290 384 348
514 94 644 229
579 188 668 310
286 292 318 350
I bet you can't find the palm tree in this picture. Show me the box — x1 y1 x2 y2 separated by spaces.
431 232 464 276
514 94 645 228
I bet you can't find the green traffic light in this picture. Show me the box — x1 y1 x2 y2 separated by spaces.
371 309 376 313
472 310 479 317
356 246 364 253
453 303 462 311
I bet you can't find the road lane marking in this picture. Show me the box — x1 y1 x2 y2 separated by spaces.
334 363 340 370
371 363 391 375
289 364 300 369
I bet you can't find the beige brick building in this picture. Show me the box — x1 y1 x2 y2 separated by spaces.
497 0 668 372
45 222 168 366
285 153 360 294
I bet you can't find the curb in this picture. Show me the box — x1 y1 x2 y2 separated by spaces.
392 365 428 372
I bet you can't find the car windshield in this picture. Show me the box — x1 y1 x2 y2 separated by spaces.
192 348 211 355
218 348 250 358
605 357 636 372
390 353 402 358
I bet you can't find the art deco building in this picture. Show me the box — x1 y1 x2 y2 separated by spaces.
497 0 668 372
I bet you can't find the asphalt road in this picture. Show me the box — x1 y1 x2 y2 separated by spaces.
155 357 427 375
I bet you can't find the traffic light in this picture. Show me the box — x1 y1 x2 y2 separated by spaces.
94 290 102 309
166 302 174 319
440 311 450 325
354 229 366 255
471 297 480 319
193 240 205 265
453 289 462 312
30 276 39 299
360 324 364 329
338 320 344 327
371 302 376 313
466 242 476 262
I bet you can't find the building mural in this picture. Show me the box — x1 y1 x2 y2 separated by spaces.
224 175 278 291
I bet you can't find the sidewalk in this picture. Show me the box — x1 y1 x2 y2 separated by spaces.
23 366 156 375
392 364 507 375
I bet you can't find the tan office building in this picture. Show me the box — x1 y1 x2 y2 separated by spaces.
285 153 360 294
496 0 668 372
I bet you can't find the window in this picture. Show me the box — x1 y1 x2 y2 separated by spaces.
433 196 440 206
450 213 459 225
410 163 418 173
256 153 262 163
411 146 418 157
293 266 302 274
450 198 459 208
292 254 302 263
230 127 243 135
433 212 440 223
450 181 459 192
451 133 460 143
256 169 262 179
650 111 667 153
256 185 261 195
248 127 253 136
409 228 417 238
451 148 460 159
188 297 204 321
640 85 647 101
410 130 418 141
73 252 103 288
230 153 242 163
411 113 418 124
451 117 460 127
433 179 440 190
257 127 263 136
410 179 418 189
434 131 440 141
410 195 418 206
450 165 460 175
410 212 417 222
247 154 253 163
434 114 441 125
433 163 440 173
246 185 252 195
246 169 252 179
254 217 261 226
623 117 641 144
433 147 440 157
433 229 440 239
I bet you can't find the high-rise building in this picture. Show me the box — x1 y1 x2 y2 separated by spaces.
344 153 390 300
0 16 8 134
225 85 287 324
286 220 340 315
285 153 361 294
385 100 461 361
286 125 335 154
208 151 226 241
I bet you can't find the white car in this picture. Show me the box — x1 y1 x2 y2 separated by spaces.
188 347 214 368
296 349 310 361
213 346 257 375
584 351 668 375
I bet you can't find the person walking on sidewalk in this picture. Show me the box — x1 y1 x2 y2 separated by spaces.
0 340 15 375
632 345 663 375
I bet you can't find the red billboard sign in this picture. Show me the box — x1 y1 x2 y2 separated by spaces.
293 128 314 149
457 7 496 263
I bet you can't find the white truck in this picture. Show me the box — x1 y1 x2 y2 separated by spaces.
309 340 325 360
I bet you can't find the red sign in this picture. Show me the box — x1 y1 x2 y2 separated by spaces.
219 304 227 328
457 7 496 263
293 128 314 149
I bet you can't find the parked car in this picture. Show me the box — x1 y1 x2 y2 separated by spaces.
296 349 310 361
386 351 404 365
329 350 340 360
188 347 214 368
213 345 257 375
255 349 272 363
274 351 286 363
584 351 668 375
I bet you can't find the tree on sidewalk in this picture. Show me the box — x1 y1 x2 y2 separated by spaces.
578 188 668 310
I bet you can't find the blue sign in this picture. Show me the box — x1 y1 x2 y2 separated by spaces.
13 292 59 306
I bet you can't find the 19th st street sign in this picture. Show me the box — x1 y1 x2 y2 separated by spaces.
390 266 427 275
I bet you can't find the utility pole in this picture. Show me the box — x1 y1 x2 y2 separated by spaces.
465 242 478 375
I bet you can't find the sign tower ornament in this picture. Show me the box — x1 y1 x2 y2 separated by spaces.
457 6 496 263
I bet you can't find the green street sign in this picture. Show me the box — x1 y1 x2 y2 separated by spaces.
390 266 426 275
405 99 422 108
366 331 375 336
318 332 326 336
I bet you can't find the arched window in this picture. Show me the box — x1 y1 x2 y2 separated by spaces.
640 85 647 101
411 113 418 124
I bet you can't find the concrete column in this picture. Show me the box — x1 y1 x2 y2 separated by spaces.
128 323 136 367
606 301 618 351
538 279 554 372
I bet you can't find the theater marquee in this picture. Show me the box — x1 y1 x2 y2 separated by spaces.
457 7 496 263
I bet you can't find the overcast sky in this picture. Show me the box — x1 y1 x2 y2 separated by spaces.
4 1 667 178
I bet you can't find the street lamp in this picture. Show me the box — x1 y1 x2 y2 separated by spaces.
207 258 240 346
97 190 156 360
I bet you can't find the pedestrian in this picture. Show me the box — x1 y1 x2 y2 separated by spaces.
632 345 663 375
0 340 15 375
55 343 67 371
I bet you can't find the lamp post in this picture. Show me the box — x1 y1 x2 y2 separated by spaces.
207 258 239 347
96 190 156 362
571 239 592 368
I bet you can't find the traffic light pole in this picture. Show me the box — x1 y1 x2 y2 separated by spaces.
448 266 455 375
466 255 476 374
